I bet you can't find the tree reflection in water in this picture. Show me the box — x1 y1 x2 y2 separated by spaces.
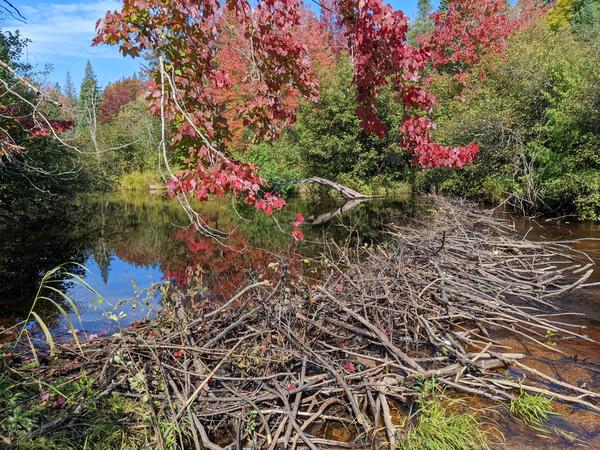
0 191 419 334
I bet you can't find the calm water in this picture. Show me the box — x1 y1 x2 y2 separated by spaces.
0 192 421 337
1 193 599 448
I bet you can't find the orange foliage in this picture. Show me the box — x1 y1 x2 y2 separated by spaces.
214 7 336 150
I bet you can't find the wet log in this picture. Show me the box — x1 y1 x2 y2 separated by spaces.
291 177 373 200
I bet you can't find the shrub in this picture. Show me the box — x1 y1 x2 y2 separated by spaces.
423 22 600 219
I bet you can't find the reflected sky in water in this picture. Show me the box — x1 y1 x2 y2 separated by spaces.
66 257 164 336
0 192 420 337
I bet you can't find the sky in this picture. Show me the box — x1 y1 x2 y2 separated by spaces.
3 0 440 91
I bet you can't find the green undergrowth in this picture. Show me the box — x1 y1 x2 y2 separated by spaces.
0 370 152 449
509 387 556 426
398 378 496 450
118 170 161 191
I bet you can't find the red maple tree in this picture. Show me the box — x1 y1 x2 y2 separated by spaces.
93 0 487 235
211 7 335 150
100 77 148 122
419 0 547 82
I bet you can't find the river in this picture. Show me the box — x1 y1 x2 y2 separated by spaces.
0 192 598 448
0 192 422 337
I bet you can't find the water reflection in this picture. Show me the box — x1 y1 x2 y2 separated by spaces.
0 192 419 335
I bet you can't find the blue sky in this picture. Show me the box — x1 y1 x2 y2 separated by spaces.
4 0 439 91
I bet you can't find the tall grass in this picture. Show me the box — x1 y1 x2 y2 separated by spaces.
118 171 161 191
15 262 104 359
509 386 555 426
399 378 497 450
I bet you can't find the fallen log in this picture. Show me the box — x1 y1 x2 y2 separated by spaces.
272 176 373 200
305 197 372 225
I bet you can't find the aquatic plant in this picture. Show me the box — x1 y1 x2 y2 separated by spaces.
15 262 103 359
399 378 494 450
509 386 556 425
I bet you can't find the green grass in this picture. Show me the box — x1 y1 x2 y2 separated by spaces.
399 379 494 450
118 170 161 191
15 263 104 360
509 389 555 426
0 369 151 450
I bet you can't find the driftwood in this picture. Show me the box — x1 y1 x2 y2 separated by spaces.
277 177 373 200
2 196 598 449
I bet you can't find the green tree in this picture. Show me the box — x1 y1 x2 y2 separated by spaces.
63 71 76 101
409 0 434 43
423 22 600 219
289 56 411 194
77 95 161 188
78 60 101 127
572 0 600 38
418 0 432 20
0 29 86 221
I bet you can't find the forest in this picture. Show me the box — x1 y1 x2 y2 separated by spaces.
0 0 600 449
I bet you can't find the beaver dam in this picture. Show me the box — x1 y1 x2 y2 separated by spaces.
1 197 598 449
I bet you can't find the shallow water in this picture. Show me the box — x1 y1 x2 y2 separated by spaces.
498 217 600 449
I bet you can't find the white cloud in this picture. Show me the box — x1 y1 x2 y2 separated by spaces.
7 1 123 60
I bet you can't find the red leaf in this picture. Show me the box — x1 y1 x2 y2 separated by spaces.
343 361 356 373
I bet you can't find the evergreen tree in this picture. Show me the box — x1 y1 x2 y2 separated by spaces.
409 0 434 43
572 0 600 38
439 0 450 12
418 0 432 20
63 71 76 101
78 60 101 126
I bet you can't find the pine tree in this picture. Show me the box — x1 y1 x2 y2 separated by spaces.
63 71 76 101
572 0 600 38
78 60 101 127
439 0 450 12
418 0 432 20
409 0 434 43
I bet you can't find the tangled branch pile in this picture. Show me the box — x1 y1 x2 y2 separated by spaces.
2 198 598 449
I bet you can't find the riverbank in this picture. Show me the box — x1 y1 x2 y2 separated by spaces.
1 197 598 449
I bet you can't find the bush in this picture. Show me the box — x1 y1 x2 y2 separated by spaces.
118 171 161 191
289 55 412 194
423 22 600 219
242 140 306 197
73 96 161 190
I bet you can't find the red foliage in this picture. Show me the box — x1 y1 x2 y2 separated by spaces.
400 116 479 168
165 160 288 217
164 225 301 302
20 118 73 138
0 103 73 157
291 213 305 241
420 0 518 75
210 8 334 149
93 0 311 225
320 0 348 55
100 77 148 122
516 0 551 27
342 361 356 373
339 0 478 166
93 0 482 215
